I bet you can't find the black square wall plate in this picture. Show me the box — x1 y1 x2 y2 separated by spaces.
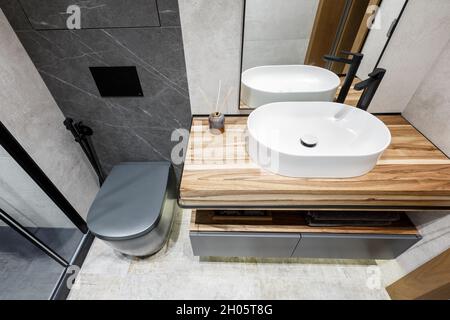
89 66 144 97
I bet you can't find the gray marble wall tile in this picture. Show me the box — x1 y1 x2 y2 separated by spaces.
367 0 450 113
403 39 450 157
157 0 180 26
18 0 159 29
16 27 191 176
0 0 31 30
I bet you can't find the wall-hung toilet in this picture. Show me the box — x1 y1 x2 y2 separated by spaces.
87 162 177 257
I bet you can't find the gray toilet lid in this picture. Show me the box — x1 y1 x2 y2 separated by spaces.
87 162 171 241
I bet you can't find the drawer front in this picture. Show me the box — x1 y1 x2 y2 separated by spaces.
293 233 421 260
190 232 300 257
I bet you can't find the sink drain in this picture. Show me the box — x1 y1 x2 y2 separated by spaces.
300 134 318 148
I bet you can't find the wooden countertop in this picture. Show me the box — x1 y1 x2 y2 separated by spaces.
179 115 450 210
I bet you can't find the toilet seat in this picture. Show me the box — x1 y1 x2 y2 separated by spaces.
87 162 172 241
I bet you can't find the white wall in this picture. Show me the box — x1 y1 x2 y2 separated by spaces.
242 0 318 71
0 10 99 227
368 0 450 113
378 39 450 286
403 39 450 158
178 0 244 115
357 0 406 79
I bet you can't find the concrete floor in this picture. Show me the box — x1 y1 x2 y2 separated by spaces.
69 209 391 300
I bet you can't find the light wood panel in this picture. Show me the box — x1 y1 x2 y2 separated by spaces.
191 210 419 236
304 0 347 67
343 0 383 75
387 249 450 300
350 0 382 53
180 116 450 209
331 0 371 74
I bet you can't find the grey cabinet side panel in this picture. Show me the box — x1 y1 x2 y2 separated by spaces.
293 233 421 260
190 232 300 257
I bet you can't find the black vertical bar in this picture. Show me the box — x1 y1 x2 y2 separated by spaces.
326 0 354 70
0 122 89 233
50 232 95 300
237 0 247 110
374 0 409 68
154 0 162 27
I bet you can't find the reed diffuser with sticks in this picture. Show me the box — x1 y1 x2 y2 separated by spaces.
208 111 225 135
208 80 228 135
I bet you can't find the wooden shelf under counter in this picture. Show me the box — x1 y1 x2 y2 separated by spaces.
191 210 419 236
179 115 450 210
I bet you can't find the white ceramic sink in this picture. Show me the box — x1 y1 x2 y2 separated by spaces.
247 102 392 178
241 65 340 108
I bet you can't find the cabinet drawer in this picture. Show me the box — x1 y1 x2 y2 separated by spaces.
293 233 421 260
190 232 300 257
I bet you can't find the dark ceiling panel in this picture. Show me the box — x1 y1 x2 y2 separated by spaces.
18 0 160 29
0 0 32 30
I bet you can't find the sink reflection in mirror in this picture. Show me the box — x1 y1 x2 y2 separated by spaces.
241 65 340 108
246 102 391 178
240 0 405 109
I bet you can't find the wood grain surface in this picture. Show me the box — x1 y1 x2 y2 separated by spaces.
387 249 450 300
180 115 450 209
191 210 419 235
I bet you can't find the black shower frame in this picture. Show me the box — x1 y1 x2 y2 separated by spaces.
0 122 88 233
0 121 94 300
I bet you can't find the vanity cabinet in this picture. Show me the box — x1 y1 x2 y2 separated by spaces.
190 232 300 258
189 210 421 260
292 233 420 260
180 115 449 260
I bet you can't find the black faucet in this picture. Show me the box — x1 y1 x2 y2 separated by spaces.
354 68 386 111
323 51 364 103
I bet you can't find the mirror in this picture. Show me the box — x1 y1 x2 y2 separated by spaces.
240 0 408 109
